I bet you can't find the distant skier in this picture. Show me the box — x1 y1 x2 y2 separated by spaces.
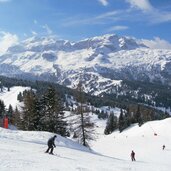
45 135 57 155
131 150 136 161
162 145 165 150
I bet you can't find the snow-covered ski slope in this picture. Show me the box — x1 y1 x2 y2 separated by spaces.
0 86 30 108
92 117 171 171
0 86 171 170
0 118 171 171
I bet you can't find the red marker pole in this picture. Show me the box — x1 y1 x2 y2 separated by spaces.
3 117 8 129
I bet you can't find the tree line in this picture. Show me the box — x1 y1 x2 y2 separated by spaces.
104 104 169 135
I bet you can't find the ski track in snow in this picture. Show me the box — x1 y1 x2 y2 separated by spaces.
0 118 171 171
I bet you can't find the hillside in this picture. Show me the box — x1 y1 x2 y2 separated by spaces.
0 79 170 170
1 71 171 116
0 118 171 171
0 86 30 109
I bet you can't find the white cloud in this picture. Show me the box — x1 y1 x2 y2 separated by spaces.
126 0 153 12
0 32 18 55
96 10 121 19
42 24 53 35
62 10 121 27
126 0 171 24
31 30 37 36
108 25 129 31
98 0 108 6
150 10 171 24
142 37 171 49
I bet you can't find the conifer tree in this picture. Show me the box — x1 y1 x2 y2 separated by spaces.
75 106 95 147
118 109 125 132
0 100 5 118
98 110 107 119
72 79 95 147
40 86 68 136
22 90 40 130
7 104 13 124
135 105 143 126
13 107 22 129
104 112 117 135
124 107 131 128
0 81 2 92
17 92 23 102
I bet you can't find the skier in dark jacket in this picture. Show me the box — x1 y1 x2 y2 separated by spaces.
131 150 136 161
162 145 165 150
45 135 57 154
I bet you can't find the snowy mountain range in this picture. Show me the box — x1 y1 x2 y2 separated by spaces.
0 34 171 95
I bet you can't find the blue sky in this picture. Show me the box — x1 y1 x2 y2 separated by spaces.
0 0 171 50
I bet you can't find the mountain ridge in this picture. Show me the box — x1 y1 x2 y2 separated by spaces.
0 34 171 95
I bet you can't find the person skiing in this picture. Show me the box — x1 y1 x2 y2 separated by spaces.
131 150 136 161
162 145 165 150
45 135 57 155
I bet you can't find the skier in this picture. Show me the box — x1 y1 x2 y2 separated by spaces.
162 145 165 150
131 150 136 161
45 135 57 155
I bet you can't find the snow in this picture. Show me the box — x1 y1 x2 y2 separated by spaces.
91 116 171 171
156 107 171 115
1 34 171 95
0 118 171 171
0 86 30 108
0 86 171 170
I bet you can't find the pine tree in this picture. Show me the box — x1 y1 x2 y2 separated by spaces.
40 86 68 136
7 104 13 124
98 110 108 119
71 106 95 147
0 100 5 118
0 81 3 92
118 109 125 132
72 80 95 147
76 81 86 146
135 105 143 126
124 107 131 128
22 90 40 130
7 86 10 92
104 112 117 135
13 107 22 129
17 92 23 102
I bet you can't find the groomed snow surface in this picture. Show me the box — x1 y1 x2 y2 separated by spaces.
0 118 171 171
0 86 30 109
